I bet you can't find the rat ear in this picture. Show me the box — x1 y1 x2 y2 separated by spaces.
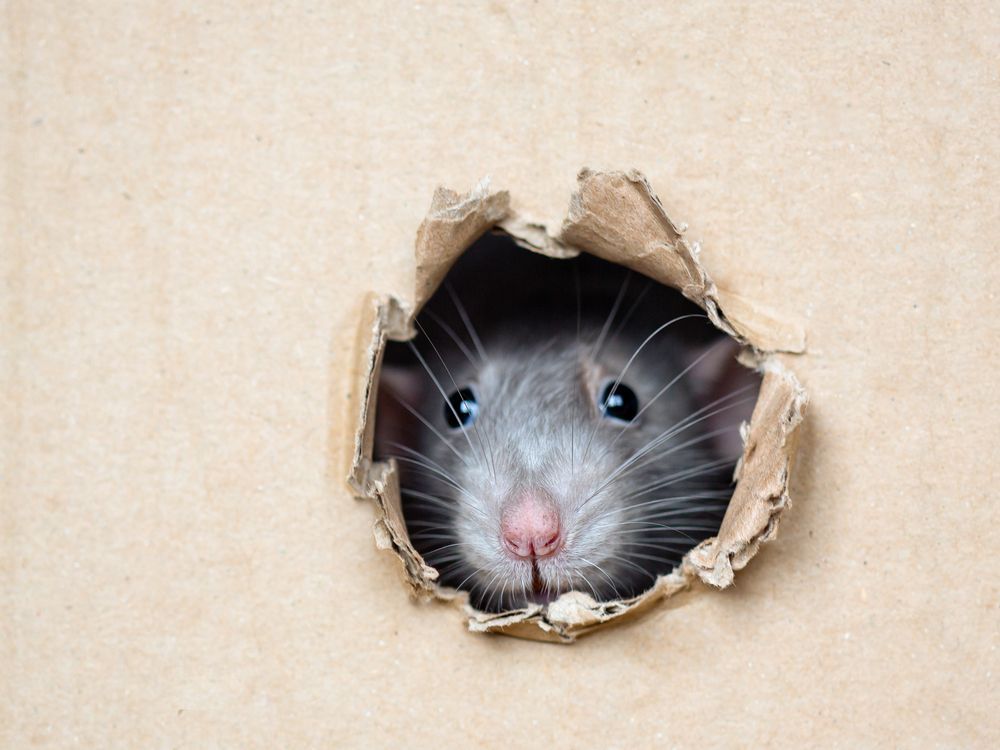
374 363 427 458
680 337 760 460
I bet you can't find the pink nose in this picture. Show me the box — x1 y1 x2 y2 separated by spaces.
500 491 562 559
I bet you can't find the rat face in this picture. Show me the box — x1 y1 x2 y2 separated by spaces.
392 329 742 612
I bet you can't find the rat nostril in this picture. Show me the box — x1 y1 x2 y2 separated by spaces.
500 493 562 559
534 530 562 557
502 530 531 558
502 528 562 559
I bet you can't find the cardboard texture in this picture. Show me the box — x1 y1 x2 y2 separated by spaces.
3 1 998 746
351 169 807 641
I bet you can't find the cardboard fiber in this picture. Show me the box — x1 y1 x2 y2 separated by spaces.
350 169 808 641
3 1 998 747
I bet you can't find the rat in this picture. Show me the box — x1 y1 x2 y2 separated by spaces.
375 250 759 613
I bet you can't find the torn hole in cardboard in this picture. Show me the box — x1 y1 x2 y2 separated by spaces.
346 169 808 643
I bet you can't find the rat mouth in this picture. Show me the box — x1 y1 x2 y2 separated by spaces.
531 561 544 597
528 560 561 605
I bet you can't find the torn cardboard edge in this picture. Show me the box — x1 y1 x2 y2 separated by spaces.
346 168 808 643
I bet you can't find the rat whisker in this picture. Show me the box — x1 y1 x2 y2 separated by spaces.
590 488 731 519
403 489 488 520
621 491 733 515
481 568 507 612
423 307 481 370
389 445 472 487
580 313 709 464
392 458 475 500
607 277 654 344
594 507 725 531
398 469 465 496
628 526 722 538
578 557 621 600
591 520 698 543
453 563 491 593
579 424 739 511
606 424 745 493
601 337 745 457
624 456 735 499
406 519 459 530
407 340 483 469
604 553 657 581
409 535 468 545
431 560 470 580
600 520 722 534
426 556 478 574
598 387 755 476
445 282 488 364
415 321 496 484
576 570 601 602
660 386 757 444
424 551 469 564
622 540 694 555
616 550 684 567
476 421 500 488
627 504 730 521
571 265 579 478
635 495 732 512
573 261 583 343
615 527 721 538
384 392 471 467
591 270 631 360
550 568 564 600
590 396 756 499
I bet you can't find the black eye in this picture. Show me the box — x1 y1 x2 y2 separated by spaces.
599 381 639 423
444 387 478 429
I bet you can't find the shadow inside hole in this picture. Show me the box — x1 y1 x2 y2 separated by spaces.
375 230 762 613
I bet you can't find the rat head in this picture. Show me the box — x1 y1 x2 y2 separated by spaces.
377 320 755 613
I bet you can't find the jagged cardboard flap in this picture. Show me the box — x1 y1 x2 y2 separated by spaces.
348 169 807 642
413 180 511 313
686 363 807 586
559 169 806 354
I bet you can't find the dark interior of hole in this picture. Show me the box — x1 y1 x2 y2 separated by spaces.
375 231 762 613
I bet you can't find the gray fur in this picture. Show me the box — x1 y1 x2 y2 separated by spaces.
391 321 743 612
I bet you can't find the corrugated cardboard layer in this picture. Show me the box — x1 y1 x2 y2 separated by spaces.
3 1 997 746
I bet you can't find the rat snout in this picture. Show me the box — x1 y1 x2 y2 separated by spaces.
500 490 563 560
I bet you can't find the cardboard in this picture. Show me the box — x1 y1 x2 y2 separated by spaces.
350 169 807 641
4 2 997 746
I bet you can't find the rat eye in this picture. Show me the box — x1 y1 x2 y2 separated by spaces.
599 381 639 423
444 387 478 429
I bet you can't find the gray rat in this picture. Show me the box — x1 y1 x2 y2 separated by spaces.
375 238 758 613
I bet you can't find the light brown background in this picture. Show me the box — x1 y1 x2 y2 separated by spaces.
3 2 997 747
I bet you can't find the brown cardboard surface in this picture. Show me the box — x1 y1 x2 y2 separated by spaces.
3 1 998 746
